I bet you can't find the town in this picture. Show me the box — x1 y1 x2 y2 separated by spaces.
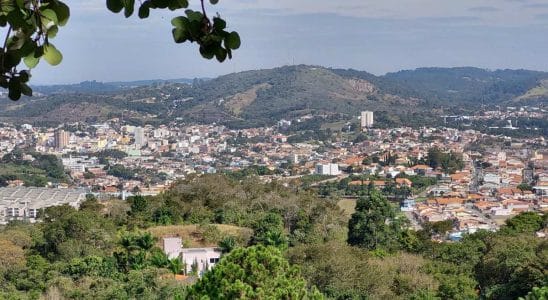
0 108 546 240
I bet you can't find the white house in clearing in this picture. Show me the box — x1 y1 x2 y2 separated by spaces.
162 237 222 277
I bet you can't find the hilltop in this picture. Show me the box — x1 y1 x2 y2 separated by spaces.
0 65 546 127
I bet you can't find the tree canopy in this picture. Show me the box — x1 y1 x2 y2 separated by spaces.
347 188 405 251
187 245 322 299
0 0 240 100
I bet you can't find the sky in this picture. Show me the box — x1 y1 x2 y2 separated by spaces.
30 0 548 84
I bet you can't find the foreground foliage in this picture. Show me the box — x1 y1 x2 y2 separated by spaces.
0 174 545 299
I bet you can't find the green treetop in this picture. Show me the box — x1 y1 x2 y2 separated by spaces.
187 245 323 299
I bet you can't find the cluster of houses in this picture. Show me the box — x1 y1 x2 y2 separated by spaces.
402 148 548 236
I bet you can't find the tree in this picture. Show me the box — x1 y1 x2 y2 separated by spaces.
0 239 26 275
38 207 116 260
517 183 533 192
218 235 237 253
476 234 547 300
519 286 548 300
186 245 323 299
426 147 464 174
501 212 544 234
347 189 403 250
0 0 240 100
252 212 289 250
115 231 157 271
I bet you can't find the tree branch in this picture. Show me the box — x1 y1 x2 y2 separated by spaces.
1 26 13 76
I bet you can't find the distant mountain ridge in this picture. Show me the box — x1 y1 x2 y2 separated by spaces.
1 65 547 127
31 78 210 94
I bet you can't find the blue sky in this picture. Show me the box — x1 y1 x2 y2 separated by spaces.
31 0 548 84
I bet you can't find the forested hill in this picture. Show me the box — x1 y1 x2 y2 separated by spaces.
31 78 201 94
0 65 546 127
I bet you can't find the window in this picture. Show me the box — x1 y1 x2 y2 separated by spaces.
209 258 220 264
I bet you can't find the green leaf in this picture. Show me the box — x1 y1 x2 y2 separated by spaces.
172 28 187 43
168 0 188 10
123 0 135 17
225 31 241 50
41 8 58 25
106 0 124 13
215 47 227 62
19 40 37 57
43 44 63 66
20 82 32 96
47 25 59 39
3 51 21 68
6 9 26 28
138 2 150 18
52 2 70 26
8 78 21 101
171 16 188 28
185 10 203 22
199 46 215 59
213 17 226 31
150 0 169 9
19 70 31 83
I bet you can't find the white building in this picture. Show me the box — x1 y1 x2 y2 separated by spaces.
483 173 501 185
360 111 374 129
315 163 341 176
0 187 87 224
161 237 223 277
134 127 146 148
163 237 183 260
181 247 222 276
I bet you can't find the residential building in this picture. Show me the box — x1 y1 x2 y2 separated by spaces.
315 163 340 176
361 111 374 129
134 127 146 148
54 129 69 149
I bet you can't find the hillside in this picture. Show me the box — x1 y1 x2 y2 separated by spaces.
384 67 548 104
0 65 546 127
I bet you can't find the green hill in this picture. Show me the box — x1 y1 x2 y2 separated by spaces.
0 65 546 127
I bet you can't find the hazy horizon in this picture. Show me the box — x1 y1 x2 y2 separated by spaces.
30 0 548 84
32 64 548 86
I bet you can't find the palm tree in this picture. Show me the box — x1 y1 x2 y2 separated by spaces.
168 258 183 275
137 232 155 251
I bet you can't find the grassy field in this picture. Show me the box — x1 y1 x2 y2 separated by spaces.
518 79 548 100
147 224 253 248
337 199 357 217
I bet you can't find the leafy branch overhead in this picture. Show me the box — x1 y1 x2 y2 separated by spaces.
106 0 240 62
0 0 240 101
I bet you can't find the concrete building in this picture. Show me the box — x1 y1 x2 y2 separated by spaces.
400 198 416 212
134 127 146 148
0 187 87 224
315 163 341 176
361 111 374 129
163 237 183 260
54 129 69 149
161 237 222 277
181 247 222 276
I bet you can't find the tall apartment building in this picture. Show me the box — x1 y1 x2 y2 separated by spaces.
360 111 374 129
315 163 341 176
134 127 146 148
54 129 69 149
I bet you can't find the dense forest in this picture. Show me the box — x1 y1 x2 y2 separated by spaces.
0 174 545 299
